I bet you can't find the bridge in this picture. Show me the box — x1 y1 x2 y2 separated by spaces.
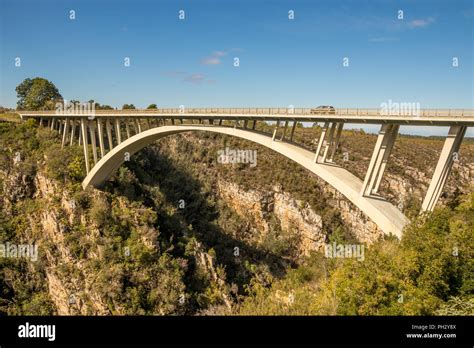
19 108 473 238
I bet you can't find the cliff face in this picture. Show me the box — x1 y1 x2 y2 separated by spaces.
216 179 382 258
1 162 234 315
33 174 107 315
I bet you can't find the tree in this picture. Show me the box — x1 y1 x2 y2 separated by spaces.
98 104 114 110
147 104 158 109
122 104 136 110
15 78 62 110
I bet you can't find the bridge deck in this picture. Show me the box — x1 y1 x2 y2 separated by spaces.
19 108 474 126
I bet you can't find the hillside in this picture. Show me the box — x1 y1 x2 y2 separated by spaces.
0 119 472 315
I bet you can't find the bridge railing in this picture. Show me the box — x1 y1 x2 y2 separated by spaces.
19 108 474 117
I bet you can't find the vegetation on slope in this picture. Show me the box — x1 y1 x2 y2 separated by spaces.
239 195 473 315
0 119 472 315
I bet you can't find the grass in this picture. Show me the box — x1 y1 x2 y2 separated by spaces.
0 112 21 123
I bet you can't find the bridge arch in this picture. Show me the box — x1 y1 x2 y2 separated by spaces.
82 125 409 237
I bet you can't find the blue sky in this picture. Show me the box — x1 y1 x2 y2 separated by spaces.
0 0 473 134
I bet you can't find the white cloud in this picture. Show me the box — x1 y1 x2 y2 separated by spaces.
200 50 229 65
183 73 206 84
201 56 221 65
407 17 435 28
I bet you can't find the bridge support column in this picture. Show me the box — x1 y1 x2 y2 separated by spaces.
78 123 82 145
218 119 223 126
373 124 399 193
115 119 122 144
134 119 141 134
125 121 131 139
314 122 329 163
70 120 76 146
252 120 257 130
361 124 398 196
243 120 248 129
272 120 280 141
50 118 56 130
321 122 337 162
290 121 297 141
80 119 90 174
280 120 289 140
106 120 114 149
97 119 105 158
421 125 467 212
328 123 344 162
89 122 98 165
61 118 70 147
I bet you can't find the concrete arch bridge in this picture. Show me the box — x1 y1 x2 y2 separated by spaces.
19 107 473 238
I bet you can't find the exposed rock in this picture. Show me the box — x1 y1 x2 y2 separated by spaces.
273 186 325 255
217 180 383 257
2 169 35 210
189 240 233 309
